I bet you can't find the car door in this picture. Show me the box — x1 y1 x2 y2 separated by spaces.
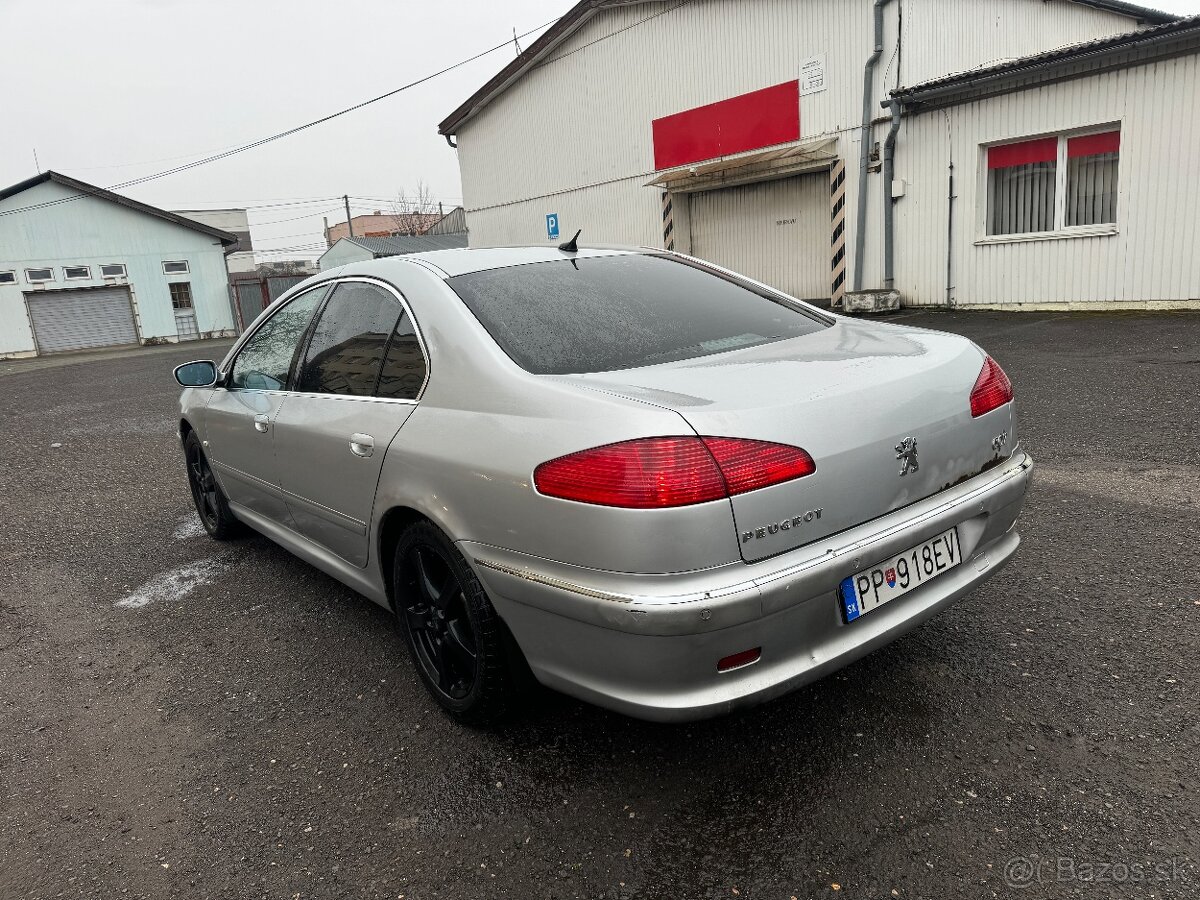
204 285 328 523
271 279 427 567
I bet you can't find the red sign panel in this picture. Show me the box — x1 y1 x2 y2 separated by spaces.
652 81 800 171
987 137 1058 170
1068 130 1120 158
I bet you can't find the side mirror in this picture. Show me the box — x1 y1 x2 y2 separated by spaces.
174 360 219 388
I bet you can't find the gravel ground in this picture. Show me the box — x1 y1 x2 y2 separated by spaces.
1 312 1197 900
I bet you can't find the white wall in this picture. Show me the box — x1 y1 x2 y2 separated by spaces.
0 181 235 356
895 51 1200 307
454 0 1137 290
175 208 254 274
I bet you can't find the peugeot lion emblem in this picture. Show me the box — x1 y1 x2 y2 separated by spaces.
895 436 919 476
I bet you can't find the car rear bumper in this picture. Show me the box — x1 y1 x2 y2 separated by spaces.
463 452 1032 722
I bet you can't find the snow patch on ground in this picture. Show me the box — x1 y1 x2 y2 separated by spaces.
172 516 207 540
115 558 227 609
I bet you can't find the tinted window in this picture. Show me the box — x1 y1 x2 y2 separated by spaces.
295 282 401 397
376 314 427 400
446 254 829 375
230 288 326 390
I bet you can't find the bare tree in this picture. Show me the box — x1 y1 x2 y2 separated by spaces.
390 181 440 236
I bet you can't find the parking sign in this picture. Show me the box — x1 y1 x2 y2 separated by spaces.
546 213 560 241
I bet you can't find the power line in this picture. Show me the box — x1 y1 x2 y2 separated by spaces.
0 16 559 220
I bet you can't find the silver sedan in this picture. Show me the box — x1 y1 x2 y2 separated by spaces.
174 247 1031 723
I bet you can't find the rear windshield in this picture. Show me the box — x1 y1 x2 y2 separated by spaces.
446 254 830 375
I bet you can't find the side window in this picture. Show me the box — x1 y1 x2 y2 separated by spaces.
230 288 326 390
295 282 401 397
376 313 427 400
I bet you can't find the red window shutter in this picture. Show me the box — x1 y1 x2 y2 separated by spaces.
1068 131 1120 158
988 137 1059 170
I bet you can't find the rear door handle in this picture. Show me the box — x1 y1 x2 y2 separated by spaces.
253 414 270 433
349 433 375 458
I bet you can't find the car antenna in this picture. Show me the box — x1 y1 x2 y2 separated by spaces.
558 229 581 253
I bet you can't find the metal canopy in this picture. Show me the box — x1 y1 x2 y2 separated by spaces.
645 137 838 194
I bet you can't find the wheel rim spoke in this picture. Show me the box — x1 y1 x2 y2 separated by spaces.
445 619 477 669
414 550 440 605
402 543 477 701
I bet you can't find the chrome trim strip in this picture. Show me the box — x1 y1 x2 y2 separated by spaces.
473 453 1032 607
218 275 432 403
280 485 367 530
211 459 276 491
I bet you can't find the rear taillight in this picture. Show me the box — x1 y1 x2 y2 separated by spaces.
970 356 1013 417
533 436 815 508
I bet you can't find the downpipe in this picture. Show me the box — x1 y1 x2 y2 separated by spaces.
880 97 902 291
852 0 892 293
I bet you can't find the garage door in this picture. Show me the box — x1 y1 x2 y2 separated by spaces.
689 174 829 302
27 287 138 354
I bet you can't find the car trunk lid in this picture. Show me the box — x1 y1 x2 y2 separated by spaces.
557 318 1015 562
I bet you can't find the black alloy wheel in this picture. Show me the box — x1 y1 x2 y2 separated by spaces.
393 521 523 723
183 431 239 540
401 544 479 700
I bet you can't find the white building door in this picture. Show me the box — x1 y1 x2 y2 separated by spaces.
688 173 829 302
26 287 138 353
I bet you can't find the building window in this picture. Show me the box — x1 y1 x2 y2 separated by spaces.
162 260 190 275
25 268 54 283
0 271 15 285
100 263 127 278
64 265 91 280
986 128 1120 236
169 282 194 310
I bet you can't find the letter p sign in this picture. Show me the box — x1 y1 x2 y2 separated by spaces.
546 213 560 241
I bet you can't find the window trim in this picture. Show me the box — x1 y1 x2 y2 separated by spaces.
162 260 191 275
100 263 127 278
221 277 430 405
0 270 16 285
979 124 1121 242
25 267 55 283
63 265 92 281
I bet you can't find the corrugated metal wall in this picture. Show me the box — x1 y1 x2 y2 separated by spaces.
456 0 1136 292
896 52 1200 307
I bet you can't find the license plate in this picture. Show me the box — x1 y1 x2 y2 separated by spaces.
839 527 962 623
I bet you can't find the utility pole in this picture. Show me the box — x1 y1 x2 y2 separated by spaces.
344 195 354 237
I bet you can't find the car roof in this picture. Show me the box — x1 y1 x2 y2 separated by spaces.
381 246 639 278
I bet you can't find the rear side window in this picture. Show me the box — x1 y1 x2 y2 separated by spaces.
296 282 401 397
446 254 829 375
375 314 426 400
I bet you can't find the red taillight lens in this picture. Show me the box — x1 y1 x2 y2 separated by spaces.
969 356 1013 418
702 437 815 496
534 436 815 508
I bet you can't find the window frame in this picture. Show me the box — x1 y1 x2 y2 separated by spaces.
162 260 191 275
100 263 127 279
224 283 330 393
290 276 430 405
169 281 194 310
977 124 1121 245
63 265 91 281
0 271 15 285
25 267 54 283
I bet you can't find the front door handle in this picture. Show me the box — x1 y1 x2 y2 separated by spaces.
253 414 270 433
349 433 375 458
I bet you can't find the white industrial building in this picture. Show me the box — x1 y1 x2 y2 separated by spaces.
0 172 238 357
439 0 1199 310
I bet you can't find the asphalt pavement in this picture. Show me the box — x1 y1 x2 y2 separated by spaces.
1 311 1197 900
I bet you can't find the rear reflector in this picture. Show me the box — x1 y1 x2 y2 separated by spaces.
717 647 762 672
969 356 1013 418
534 436 815 509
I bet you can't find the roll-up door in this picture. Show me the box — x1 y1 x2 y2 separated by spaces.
689 174 829 302
26 287 138 353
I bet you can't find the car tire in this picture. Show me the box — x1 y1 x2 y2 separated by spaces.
183 431 241 541
393 521 520 725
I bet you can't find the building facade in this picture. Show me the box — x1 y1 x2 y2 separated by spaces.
438 0 1194 309
174 208 255 277
318 233 470 271
325 211 445 245
0 172 238 358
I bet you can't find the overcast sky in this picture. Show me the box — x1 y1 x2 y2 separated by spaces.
4 0 1197 261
